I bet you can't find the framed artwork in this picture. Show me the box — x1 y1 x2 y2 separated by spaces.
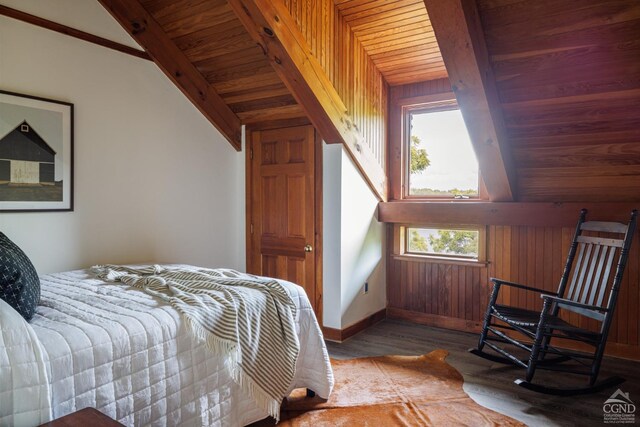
0 90 73 212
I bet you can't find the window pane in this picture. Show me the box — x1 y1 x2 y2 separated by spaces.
407 227 479 258
408 109 479 197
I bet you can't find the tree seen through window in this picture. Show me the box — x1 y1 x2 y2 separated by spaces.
407 228 479 258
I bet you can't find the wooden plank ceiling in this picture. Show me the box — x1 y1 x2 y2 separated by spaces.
132 0 445 136
103 0 640 203
335 0 446 85
477 0 640 202
138 0 307 130
105 0 443 200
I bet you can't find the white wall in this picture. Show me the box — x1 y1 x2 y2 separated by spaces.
322 144 343 329
0 0 246 274
322 143 385 329
339 150 386 327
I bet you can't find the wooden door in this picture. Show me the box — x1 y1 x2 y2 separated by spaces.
247 125 321 319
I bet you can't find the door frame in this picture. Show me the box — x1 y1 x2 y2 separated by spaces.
245 124 323 327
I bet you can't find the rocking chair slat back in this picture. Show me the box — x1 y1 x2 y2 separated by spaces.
576 235 624 248
580 244 601 303
571 243 593 302
556 212 638 324
562 227 627 319
565 243 587 302
581 221 628 234
587 245 609 306
595 249 616 307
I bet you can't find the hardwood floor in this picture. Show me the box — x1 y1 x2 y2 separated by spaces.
325 319 640 427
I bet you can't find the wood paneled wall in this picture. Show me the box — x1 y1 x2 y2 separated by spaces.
389 78 451 103
283 0 388 169
387 223 640 360
385 76 640 360
382 1 640 360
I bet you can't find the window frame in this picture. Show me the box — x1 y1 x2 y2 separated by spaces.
392 223 487 266
388 92 487 201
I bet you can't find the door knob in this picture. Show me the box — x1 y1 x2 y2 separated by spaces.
304 244 313 253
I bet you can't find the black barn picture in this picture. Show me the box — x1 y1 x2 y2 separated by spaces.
0 120 57 185
0 90 73 211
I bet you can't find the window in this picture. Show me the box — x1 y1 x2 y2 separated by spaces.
405 105 479 198
394 224 486 264
406 226 479 259
388 94 487 265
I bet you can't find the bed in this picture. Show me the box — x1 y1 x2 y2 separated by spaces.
0 266 334 426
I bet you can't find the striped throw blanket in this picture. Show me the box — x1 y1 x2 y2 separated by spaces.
91 265 300 421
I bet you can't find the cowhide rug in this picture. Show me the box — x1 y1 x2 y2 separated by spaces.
254 349 525 426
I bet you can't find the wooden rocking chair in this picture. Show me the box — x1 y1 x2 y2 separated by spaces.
470 209 638 395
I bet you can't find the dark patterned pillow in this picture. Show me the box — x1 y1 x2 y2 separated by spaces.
0 233 40 321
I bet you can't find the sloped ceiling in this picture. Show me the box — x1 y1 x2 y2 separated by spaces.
97 0 640 202
335 0 446 85
101 0 444 201
479 0 640 201
101 0 448 136
138 0 307 130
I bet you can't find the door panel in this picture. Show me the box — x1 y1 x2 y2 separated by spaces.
287 175 306 237
261 176 279 235
248 125 318 315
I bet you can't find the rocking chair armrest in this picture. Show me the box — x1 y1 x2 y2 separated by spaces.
541 295 607 312
490 278 558 295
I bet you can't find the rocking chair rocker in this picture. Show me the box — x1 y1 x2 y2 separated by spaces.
470 209 638 395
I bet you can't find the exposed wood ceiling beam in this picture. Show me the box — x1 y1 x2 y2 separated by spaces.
228 0 387 201
98 0 242 150
423 0 515 201
0 5 151 61
379 202 638 227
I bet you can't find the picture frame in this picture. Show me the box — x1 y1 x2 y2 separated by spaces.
0 90 73 212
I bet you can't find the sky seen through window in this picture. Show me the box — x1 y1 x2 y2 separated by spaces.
409 108 479 196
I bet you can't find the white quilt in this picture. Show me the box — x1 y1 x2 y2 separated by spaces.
0 267 334 426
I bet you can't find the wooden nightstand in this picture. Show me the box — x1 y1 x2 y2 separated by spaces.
39 408 124 427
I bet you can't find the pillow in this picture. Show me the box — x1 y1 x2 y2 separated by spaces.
0 233 40 321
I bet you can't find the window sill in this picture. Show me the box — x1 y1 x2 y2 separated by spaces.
392 254 488 268
402 197 484 202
